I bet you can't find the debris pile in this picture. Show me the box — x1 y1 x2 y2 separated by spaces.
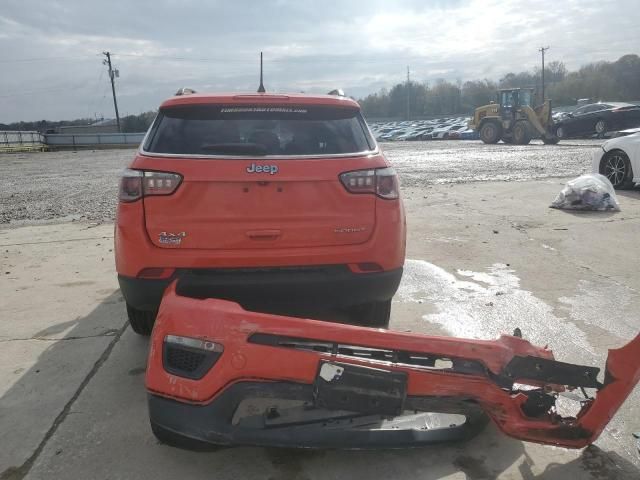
550 174 620 212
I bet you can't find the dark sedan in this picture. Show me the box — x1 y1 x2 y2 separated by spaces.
553 102 640 139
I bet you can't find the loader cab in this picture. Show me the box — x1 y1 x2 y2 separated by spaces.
498 88 534 110
498 88 535 124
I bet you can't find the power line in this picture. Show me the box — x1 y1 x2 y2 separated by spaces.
86 67 106 119
0 85 84 98
109 52 443 66
0 55 97 64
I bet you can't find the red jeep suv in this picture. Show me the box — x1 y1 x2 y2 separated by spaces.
114 90 405 333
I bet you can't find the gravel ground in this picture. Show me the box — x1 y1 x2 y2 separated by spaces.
0 139 602 224
385 138 601 187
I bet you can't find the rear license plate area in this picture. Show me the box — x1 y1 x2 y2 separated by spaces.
313 361 407 416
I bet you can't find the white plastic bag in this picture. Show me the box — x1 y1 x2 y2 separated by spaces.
550 174 620 212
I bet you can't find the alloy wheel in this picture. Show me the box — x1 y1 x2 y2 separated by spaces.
604 154 627 186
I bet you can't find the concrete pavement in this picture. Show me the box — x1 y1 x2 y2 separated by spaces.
1 179 639 479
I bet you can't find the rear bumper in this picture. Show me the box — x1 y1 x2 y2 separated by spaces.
119 266 403 311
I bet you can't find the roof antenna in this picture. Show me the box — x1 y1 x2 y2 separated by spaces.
257 51 266 93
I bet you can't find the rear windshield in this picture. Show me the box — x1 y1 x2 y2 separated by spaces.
144 105 375 156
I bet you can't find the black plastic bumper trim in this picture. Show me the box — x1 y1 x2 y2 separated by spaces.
118 275 171 311
148 381 488 450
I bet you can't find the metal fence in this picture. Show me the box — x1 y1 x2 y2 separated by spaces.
44 132 145 148
0 131 47 152
0 131 145 152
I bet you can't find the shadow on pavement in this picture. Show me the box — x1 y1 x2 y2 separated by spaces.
616 188 640 199
0 291 127 480
518 445 639 480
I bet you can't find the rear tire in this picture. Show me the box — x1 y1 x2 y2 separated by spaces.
512 121 531 145
542 135 560 145
349 300 391 329
555 126 566 139
126 304 156 336
595 119 608 138
479 122 501 144
601 150 634 189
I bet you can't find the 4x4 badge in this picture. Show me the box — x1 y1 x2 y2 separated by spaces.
247 163 278 175
159 231 186 245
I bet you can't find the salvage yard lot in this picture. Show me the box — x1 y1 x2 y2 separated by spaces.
1 141 640 479
0 139 602 225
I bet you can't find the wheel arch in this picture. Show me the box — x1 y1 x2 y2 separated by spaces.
554 123 566 137
600 148 635 188
599 148 630 172
478 118 503 144
594 117 609 135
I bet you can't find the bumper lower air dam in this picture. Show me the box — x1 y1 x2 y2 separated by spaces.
146 282 640 450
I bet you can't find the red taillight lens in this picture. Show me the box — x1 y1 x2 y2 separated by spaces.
339 167 399 200
375 167 400 199
119 169 182 202
119 169 143 202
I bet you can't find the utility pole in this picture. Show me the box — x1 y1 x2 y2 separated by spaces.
102 51 121 132
406 66 410 120
538 46 550 102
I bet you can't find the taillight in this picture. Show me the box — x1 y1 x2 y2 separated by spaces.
119 169 143 202
340 169 375 194
375 167 400 199
119 169 182 202
339 167 399 200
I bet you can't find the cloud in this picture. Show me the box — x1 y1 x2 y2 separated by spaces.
0 0 638 122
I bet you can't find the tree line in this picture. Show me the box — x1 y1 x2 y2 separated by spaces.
359 54 640 118
2 54 638 129
0 111 157 133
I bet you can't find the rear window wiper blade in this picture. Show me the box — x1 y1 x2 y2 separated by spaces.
200 143 268 156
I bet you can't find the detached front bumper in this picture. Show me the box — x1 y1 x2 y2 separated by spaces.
146 283 640 450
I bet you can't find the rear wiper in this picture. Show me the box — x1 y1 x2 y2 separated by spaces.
200 143 268 156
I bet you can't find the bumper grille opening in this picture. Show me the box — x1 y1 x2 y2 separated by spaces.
163 343 222 380
166 345 207 373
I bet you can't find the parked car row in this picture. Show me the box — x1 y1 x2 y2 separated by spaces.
553 102 640 139
370 102 640 143
369 117 478 141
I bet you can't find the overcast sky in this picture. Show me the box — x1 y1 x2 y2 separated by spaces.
1 0 638 122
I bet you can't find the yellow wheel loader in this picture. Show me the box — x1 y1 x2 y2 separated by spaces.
469 88 559 145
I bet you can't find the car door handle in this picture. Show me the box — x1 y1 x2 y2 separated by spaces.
246 229 281 240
